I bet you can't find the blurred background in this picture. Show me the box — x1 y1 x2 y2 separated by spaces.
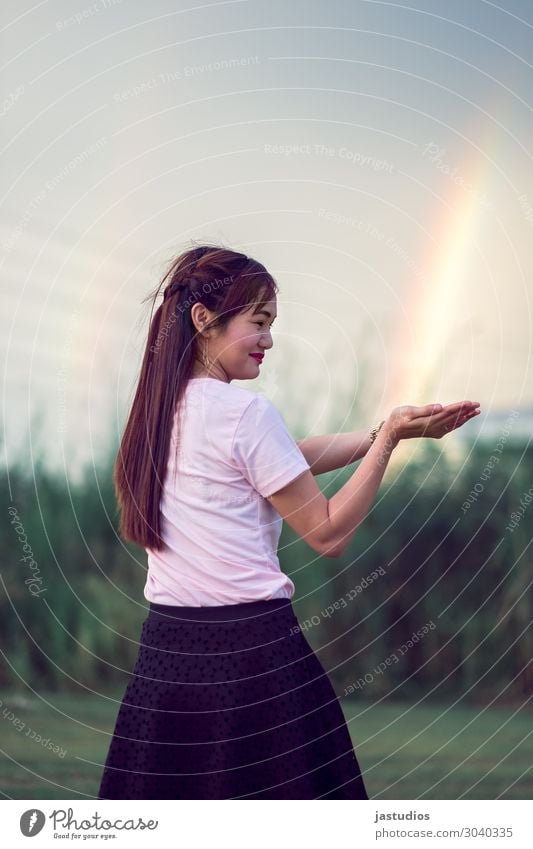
1 0 531 800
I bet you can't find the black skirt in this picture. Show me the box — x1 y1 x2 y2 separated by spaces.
97 598 369 800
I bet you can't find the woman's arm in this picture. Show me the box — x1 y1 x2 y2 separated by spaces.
273 402 480 558
296 430 372 476
296 399 481 476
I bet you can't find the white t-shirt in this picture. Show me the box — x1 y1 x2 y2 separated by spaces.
144 378 311 606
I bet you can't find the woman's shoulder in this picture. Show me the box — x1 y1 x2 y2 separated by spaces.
187 379 272 415
186 382 286 439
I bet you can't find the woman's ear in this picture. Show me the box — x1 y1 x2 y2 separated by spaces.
190 303 210 334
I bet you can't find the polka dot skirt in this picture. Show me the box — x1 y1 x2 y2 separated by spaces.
97 598 368 800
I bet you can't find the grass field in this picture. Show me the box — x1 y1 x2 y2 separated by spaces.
1 691 531 799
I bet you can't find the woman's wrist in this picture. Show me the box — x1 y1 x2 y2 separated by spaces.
365 417 399 467
381 417 401 449
369 419 386 446
372 417 401 456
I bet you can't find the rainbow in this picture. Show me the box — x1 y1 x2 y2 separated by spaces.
382 155 485 465
381 160 487 464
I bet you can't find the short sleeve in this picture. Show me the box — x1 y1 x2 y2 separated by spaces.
232 395 311 498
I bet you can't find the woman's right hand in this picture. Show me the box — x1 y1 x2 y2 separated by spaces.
383 400 481 444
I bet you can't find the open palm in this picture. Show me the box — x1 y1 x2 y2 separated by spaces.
389 400 481 441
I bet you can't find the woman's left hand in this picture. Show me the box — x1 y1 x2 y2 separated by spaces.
402 400 481 440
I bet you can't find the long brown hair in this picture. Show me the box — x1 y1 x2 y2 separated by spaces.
114 241 279 550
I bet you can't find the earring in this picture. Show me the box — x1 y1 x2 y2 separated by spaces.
202 342 210 371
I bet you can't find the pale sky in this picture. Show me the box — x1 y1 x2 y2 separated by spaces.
2 0 532 479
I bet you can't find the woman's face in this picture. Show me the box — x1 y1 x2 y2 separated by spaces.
192 296 277 383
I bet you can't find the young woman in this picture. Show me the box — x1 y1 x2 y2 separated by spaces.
97 243 480 800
